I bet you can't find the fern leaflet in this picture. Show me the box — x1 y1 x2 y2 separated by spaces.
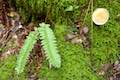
38 23 61 68
15 30 38 74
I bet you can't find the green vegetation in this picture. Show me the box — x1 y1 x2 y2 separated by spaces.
38 23 61 68
15 30 38 74
9 0 86 23
15 23 61 74
39 24 102 80
1 0 120 80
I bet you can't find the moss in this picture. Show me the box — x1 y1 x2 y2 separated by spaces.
0 56 27 80
91 0 120 69
9 0 87 23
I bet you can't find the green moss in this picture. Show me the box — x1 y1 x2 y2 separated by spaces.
0 56 27 80
91 0 120 69
9 0 87 23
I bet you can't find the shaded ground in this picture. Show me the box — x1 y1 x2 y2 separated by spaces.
0 0 120 80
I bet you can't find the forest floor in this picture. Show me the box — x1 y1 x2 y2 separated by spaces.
0 0 120 80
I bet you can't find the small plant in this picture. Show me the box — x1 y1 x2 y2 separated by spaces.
15 23 61 74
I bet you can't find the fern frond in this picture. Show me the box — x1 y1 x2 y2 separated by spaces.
15 30 38 74
38 23 61 68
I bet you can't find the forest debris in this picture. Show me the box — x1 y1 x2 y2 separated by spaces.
7 11 20 20
64 33 76 41
0 15 35 60
97 63 112 76
0 0 11 28
0 23 4 28
80 26 89 35
97 60 120 80
0 29 13 48
113 61 120 74
71 37 83 44
0 48 18 60
28 43 44 80
0 11 30 61
28 73 37 80
64 33 83 44
0 23 24 49
109 60 120 80
64 25 90 49
0 4 29 49
0 0 25 49
26 22 36 31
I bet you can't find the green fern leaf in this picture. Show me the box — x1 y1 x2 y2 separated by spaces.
38 23 61 68
15 31 38 74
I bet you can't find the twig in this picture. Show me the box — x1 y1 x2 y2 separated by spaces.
91 0 93 49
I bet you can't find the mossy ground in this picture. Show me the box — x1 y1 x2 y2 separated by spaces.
0 0 120 80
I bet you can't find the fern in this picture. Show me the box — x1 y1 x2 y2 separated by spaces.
15 23 61 74
15 31 38 74
38 23 61 68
